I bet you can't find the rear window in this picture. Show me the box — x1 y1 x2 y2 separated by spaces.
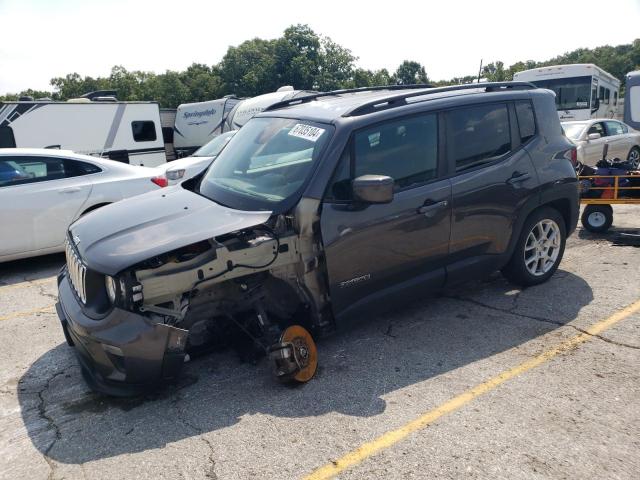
132 121 157 142
515 101 536 143
446 103 511 172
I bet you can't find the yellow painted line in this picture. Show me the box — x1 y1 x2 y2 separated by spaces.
0 305 56 322
305 299 640 480
0 277 56 292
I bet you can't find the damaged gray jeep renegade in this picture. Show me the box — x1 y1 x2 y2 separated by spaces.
56 82 579 395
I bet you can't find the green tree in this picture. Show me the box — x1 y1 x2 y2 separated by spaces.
393 60 429 85
275 24 321 89
316 36 356 91
218 38 279 96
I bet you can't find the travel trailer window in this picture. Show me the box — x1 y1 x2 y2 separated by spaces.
132 121 157 142
532 76 591 110
0 127 16 148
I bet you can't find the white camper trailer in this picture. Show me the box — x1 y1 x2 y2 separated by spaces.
624 70 640 130
513 64 620 121
173 96 240 157
222 87 315 132
0 93 167 167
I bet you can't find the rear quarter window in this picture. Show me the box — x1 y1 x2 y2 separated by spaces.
515 101 537 143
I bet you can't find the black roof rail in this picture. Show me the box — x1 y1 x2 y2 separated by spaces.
263 84 434 113
343 81 537 117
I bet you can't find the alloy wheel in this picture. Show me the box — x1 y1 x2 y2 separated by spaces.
523 219 561 277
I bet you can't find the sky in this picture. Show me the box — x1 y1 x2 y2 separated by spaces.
1 0 640 94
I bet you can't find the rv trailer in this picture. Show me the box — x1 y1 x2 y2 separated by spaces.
222 87 316 132
624 71 640 130
173 96 240 158
513 64 620 121
0 93 167 167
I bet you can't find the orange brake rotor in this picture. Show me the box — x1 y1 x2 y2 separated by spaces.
280 325 318 383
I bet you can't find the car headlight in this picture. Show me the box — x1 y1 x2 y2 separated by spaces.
105 275 118 303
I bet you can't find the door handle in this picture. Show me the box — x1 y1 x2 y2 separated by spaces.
506 172 531 185
418 200 448 216
59 187 82 193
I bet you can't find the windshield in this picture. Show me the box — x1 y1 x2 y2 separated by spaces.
199 117 332 211
532 75 592 110
562 122 588 140
192 131 236 157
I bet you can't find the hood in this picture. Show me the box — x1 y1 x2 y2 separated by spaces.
70 187 272 275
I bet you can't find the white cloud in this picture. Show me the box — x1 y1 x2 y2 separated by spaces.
1 0 639 94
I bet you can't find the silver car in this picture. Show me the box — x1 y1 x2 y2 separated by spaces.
563 119 640 168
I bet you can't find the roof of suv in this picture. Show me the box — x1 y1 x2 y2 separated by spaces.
258 82 538 123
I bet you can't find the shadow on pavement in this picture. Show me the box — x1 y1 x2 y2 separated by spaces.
18 270 593 464
0 254 65 286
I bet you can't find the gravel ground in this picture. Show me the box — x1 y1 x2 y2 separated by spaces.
1 205 639 480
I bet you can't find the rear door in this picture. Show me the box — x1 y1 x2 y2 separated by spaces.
603 120 627 160
582 121 608 163
445 101 538 283
0 156 95 255
320 112 451 317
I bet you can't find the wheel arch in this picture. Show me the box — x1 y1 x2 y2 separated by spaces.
80 202 111 217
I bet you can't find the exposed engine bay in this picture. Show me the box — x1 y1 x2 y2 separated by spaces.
124 198 330 382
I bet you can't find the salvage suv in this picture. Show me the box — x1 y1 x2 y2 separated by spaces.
56 82 579 395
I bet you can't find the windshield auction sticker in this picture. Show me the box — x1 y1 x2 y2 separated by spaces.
288 124 325 142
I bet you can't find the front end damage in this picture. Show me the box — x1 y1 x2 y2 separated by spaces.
56 198 331 395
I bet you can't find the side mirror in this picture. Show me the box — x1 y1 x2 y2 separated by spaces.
587 132 601 141
591 98 600 113
353 175 394 204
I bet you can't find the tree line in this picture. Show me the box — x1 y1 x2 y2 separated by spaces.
2 25 638 108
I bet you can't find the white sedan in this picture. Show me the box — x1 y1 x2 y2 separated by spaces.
156 131 237 186
563 119 640 168
0 149 166 263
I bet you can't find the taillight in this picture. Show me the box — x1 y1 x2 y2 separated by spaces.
564 147 577 168
151 176 168 188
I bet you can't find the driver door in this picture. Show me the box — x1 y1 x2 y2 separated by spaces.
320 112 451 318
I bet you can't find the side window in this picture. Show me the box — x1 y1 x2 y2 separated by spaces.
63 159 102 177
0 156 66 187
587 122 605 137
614 91 618 106
604 88 610 105
0 126 16 148
132 121 157 142
515 101 536 144
599 86 605 101
447 103 511 172
353 113 438 190
604 121 624 136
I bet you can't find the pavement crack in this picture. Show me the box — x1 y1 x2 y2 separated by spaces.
171 392 218 479
37 367 71 480
444 295 640 351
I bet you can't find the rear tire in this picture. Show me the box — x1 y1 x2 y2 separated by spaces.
627 146 640 170
501 207 566 287
581 204 613 233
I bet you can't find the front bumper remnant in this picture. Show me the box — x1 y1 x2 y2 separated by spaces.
56 270 188 396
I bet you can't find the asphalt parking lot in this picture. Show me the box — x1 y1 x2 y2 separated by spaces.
1 206 639 480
